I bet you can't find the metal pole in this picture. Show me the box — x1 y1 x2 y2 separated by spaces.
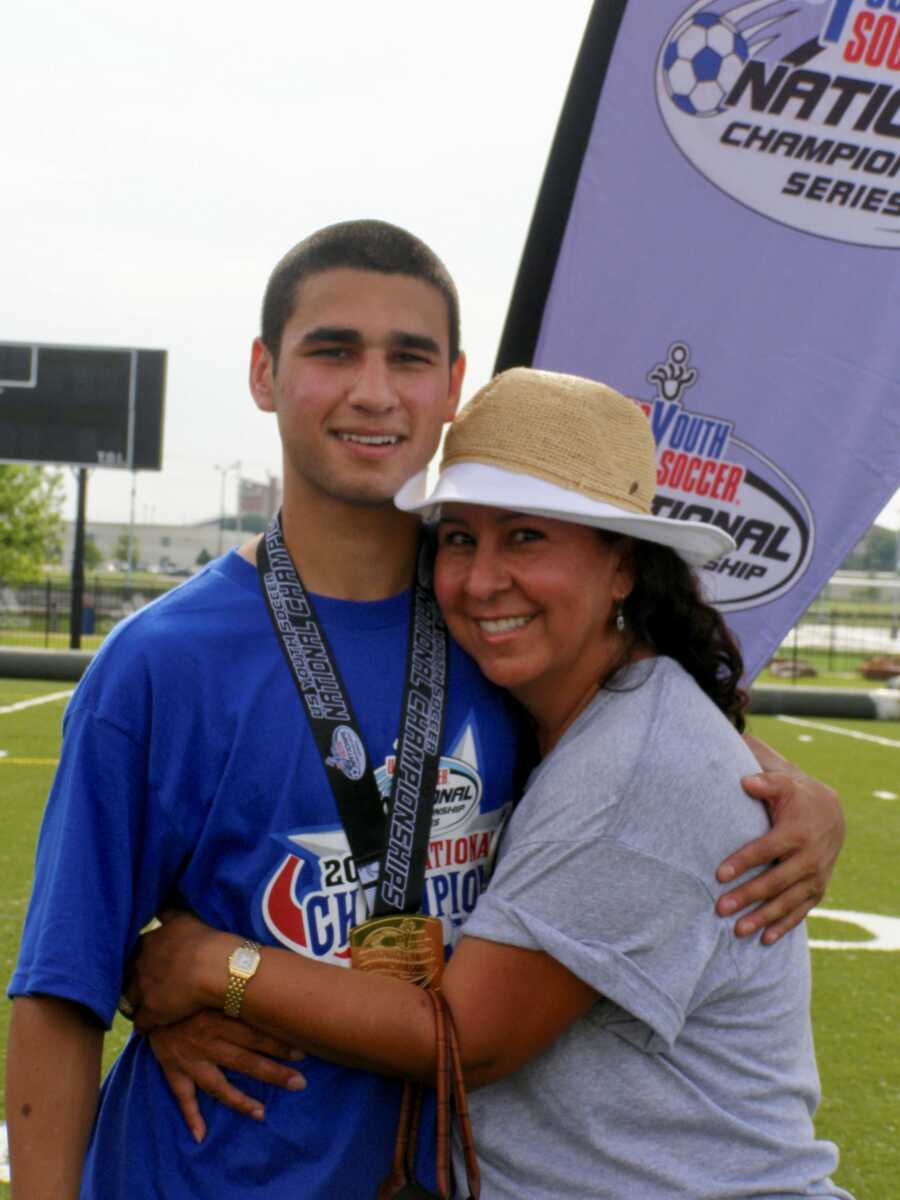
236 462 243 537
790 625 798 684
126 350 138 577
128 469 138 575
829 608 835 672
215 461 240 555
69 468 88 650
217 466 226 556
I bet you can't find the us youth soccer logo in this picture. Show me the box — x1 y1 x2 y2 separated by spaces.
325 725 366 781
638 341 814 610
656 1 900 247
258 719 507 964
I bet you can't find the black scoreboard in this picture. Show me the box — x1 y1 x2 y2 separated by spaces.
0 341 166 470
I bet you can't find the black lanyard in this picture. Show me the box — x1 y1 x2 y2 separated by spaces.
256 514 448 917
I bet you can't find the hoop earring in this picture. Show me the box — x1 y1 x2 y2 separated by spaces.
615 603 626 633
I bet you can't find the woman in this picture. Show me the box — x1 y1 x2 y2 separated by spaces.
130 368 851 1198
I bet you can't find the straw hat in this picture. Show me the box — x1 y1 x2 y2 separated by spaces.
395 367 734 566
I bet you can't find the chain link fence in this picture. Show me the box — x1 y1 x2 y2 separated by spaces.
2 576 898 679
0 577 175 648
773 609 899 675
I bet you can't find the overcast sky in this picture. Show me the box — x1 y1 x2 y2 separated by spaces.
3 0 898 535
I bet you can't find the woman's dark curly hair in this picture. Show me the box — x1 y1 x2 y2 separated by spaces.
605 533 747 731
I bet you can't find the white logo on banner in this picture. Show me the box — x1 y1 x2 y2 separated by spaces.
656 0 900 248
638 342 814 611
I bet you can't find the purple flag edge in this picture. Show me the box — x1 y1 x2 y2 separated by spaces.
495 0 900 681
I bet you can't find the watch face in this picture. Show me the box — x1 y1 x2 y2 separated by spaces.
232 946 258 974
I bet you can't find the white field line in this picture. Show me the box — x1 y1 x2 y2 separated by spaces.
776 715 900 749
0 690 72 716
810 908 900 952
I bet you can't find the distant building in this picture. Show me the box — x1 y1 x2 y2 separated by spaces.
60 476 282 573
61 518 245 573
239 476 280 521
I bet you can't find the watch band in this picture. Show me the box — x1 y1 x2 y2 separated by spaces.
224 939 261 1018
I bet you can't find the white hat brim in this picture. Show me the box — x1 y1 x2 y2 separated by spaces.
395 463 734 566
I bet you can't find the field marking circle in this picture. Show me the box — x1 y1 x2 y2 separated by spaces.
810 908 900 952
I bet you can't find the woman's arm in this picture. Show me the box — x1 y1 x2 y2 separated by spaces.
129 913 596 1090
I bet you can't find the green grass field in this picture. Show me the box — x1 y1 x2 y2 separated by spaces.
0 679 897 1197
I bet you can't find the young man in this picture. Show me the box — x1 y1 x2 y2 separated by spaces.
7 221 842 1199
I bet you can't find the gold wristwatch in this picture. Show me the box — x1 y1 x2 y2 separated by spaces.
223 939 261 1018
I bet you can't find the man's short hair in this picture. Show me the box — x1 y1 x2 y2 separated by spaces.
261 219 461 365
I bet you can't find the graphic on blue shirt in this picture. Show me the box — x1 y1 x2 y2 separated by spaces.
261 718 509 964
9 556 524 1200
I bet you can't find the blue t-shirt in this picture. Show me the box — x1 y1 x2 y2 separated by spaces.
11 550 522 1199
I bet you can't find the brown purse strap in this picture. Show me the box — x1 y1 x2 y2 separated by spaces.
377 1077 425 1199
377 988 481 1200
431 988 452 1195
441 991 481 1198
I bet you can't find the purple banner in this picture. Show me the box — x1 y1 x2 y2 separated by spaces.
519 0 900 679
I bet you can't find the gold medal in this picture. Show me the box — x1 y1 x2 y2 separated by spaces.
349 913 444 987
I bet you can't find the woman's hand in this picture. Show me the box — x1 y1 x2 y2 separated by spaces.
148 1011 306 1142
126 910 236 1031
716 734 845 944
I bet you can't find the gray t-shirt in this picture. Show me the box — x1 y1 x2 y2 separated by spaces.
457 657 851 1199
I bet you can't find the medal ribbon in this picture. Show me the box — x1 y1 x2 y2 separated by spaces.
256 513 448 917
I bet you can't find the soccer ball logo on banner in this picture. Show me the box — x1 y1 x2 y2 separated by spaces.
662 13 750 116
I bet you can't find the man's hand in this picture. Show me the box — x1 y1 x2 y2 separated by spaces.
148 1011 306 1142
716 733 845 944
